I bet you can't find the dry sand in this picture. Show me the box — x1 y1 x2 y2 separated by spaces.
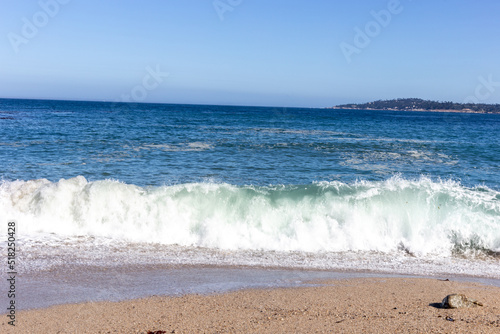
3 277 500 333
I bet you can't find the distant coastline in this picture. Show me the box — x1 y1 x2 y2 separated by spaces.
331 98 500 114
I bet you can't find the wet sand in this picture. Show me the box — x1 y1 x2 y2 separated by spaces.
3 277 500 333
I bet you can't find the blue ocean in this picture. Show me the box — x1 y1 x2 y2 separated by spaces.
1 99 499 278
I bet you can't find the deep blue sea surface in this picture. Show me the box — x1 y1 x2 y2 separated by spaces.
1 99 499 277
1 99 499 188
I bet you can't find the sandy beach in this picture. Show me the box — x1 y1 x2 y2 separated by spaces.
3 277 499 333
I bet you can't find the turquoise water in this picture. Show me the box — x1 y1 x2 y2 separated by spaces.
0 98 499 277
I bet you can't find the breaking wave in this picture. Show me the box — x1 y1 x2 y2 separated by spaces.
1 176 499 257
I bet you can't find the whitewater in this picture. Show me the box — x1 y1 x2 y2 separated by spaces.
2 175 499 255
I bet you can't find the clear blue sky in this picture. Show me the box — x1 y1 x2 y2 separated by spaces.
1 0 499 107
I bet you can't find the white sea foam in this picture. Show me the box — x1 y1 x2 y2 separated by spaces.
131 142 214 152
1 176 499 259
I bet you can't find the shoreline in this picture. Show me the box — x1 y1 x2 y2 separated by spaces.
3 263 500 312
4 276 500 333
329 107 497 114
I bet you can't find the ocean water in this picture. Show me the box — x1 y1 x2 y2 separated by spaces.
1 99 499 278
